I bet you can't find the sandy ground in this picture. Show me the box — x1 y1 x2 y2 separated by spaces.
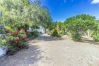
0 34 99 66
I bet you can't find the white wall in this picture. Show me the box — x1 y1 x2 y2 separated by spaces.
27 26 45 33
0 47 7 57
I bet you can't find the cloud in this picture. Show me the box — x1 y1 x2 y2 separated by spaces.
91 0 99 4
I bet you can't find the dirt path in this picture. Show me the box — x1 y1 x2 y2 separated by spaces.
0 34 99 66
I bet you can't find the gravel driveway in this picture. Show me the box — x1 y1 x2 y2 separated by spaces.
0 34 99 66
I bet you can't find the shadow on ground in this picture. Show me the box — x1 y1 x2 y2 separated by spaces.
81 40 99 45
80 38 99 45
37 34 64 41
0 45 42 66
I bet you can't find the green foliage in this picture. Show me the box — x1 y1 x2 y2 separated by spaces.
7 35 16 42
7 45 18 54
51 29 60 37
5 26 17 33
18 30 27 39
64 14 96 41
0 26 7 47
19 42 28 48
92 32 99 42
71 33 82 41
47 21 66 35
48 22 57 31
0 0 52 34
0 38 7 47
7 34 28 55
0 0 52 55
56 22 65 35
0 26 6 34
6 29 28 55
28 31 39 38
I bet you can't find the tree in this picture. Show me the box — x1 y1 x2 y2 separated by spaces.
0 0 52 34
37 7 52 33
92 20 99 41
64 14 96 41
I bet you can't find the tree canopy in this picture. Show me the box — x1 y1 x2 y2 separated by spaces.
0 0 52 31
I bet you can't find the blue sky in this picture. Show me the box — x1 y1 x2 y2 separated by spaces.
41 0 99 21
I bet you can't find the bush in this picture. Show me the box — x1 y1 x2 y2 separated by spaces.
7 35 16 42
0 38 7 47
7 35 19 50
51 29 60 37
7 35 28 48
92 33 99 42
72 33 82 41
6 30 29 55
28 31 39 38
7 45 18 55
18 41 28 49
5 26 15 33
18 30 27 39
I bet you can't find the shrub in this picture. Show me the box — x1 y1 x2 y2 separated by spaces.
6 30 29 55
92 33 99 42
7 35 28 55
18 30 27 39
7 45 18 55
7 35 28 48
28 31 39 38
18 41 28 49
0 38 7 47
7 35 18 50
5 26 15 33
7 35 16 42
71 33 82 41
51 29 60 37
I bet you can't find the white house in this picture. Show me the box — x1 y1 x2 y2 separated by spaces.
27 26 45 33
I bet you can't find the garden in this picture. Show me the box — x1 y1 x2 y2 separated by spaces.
0 0 99 58
49 14 99 42
0 0 52 56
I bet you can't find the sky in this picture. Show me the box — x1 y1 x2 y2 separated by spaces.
41 0 99 22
